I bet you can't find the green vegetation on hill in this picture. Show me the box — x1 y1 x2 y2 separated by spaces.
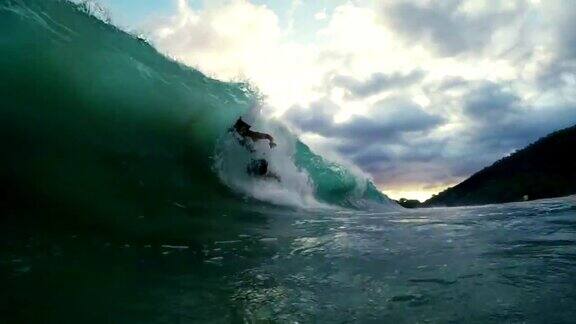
424 124 576 207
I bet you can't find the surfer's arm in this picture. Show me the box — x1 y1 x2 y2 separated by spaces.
231 131 256 152
247 131 276 147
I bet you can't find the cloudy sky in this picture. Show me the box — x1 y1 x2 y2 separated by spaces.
100 0 576 201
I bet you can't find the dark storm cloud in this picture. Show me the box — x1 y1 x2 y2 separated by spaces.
435 76 469 92
464 103 576 155
346 138 445 175
537 60 576 89
441 102 576 185
284 97 449 185
380 0 524 56
283 99 336 134
349 146 394 170
331 70 424 98
435 81 576 184
462 82 520 121
459 82 576 152
555 3 576 60
536 3 576 89
284 1 576 194
284 79 576 193
284 97 444 143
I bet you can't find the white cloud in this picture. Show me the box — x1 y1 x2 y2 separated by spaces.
151 0 280 78
314 10 327 21
144 0 576 200
149 0 326 112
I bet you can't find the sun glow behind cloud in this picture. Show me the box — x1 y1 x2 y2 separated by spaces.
105 0 576 201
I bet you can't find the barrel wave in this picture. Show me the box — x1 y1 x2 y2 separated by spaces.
0 0 396 233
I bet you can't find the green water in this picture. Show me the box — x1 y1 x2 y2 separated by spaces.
3 1 575 323
2 197 576 323
0 0 392 224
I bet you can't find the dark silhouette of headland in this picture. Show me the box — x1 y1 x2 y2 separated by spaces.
397 124 576 208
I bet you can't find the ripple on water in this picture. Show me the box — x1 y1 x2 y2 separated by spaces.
408 278 458 286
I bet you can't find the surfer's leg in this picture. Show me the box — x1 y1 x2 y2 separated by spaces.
266 171 281 182
247 159 279 181
247 159 265 175
257 159 268 175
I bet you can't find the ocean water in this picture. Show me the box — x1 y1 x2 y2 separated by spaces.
2 1 576 323
2 196 575 323
0 0 392 212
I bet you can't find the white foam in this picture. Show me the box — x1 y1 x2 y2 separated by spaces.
214 114 329 209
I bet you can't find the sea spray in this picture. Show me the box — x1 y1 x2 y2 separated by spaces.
214 113 326 209
215 111 397 209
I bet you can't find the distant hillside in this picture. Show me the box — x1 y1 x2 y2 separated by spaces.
424 124 576 207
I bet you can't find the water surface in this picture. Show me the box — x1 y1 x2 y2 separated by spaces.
2 196 575 323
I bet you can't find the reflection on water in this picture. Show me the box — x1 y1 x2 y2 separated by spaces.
233 196 576 323
2 196 576 322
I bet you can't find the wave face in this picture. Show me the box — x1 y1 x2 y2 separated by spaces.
0 0 395 220
294 141 396 209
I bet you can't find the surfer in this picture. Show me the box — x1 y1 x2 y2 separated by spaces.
231 118 281 181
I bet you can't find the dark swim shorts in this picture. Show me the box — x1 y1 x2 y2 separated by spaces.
247 159 268 176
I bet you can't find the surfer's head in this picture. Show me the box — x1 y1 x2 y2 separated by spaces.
233 118 251 135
